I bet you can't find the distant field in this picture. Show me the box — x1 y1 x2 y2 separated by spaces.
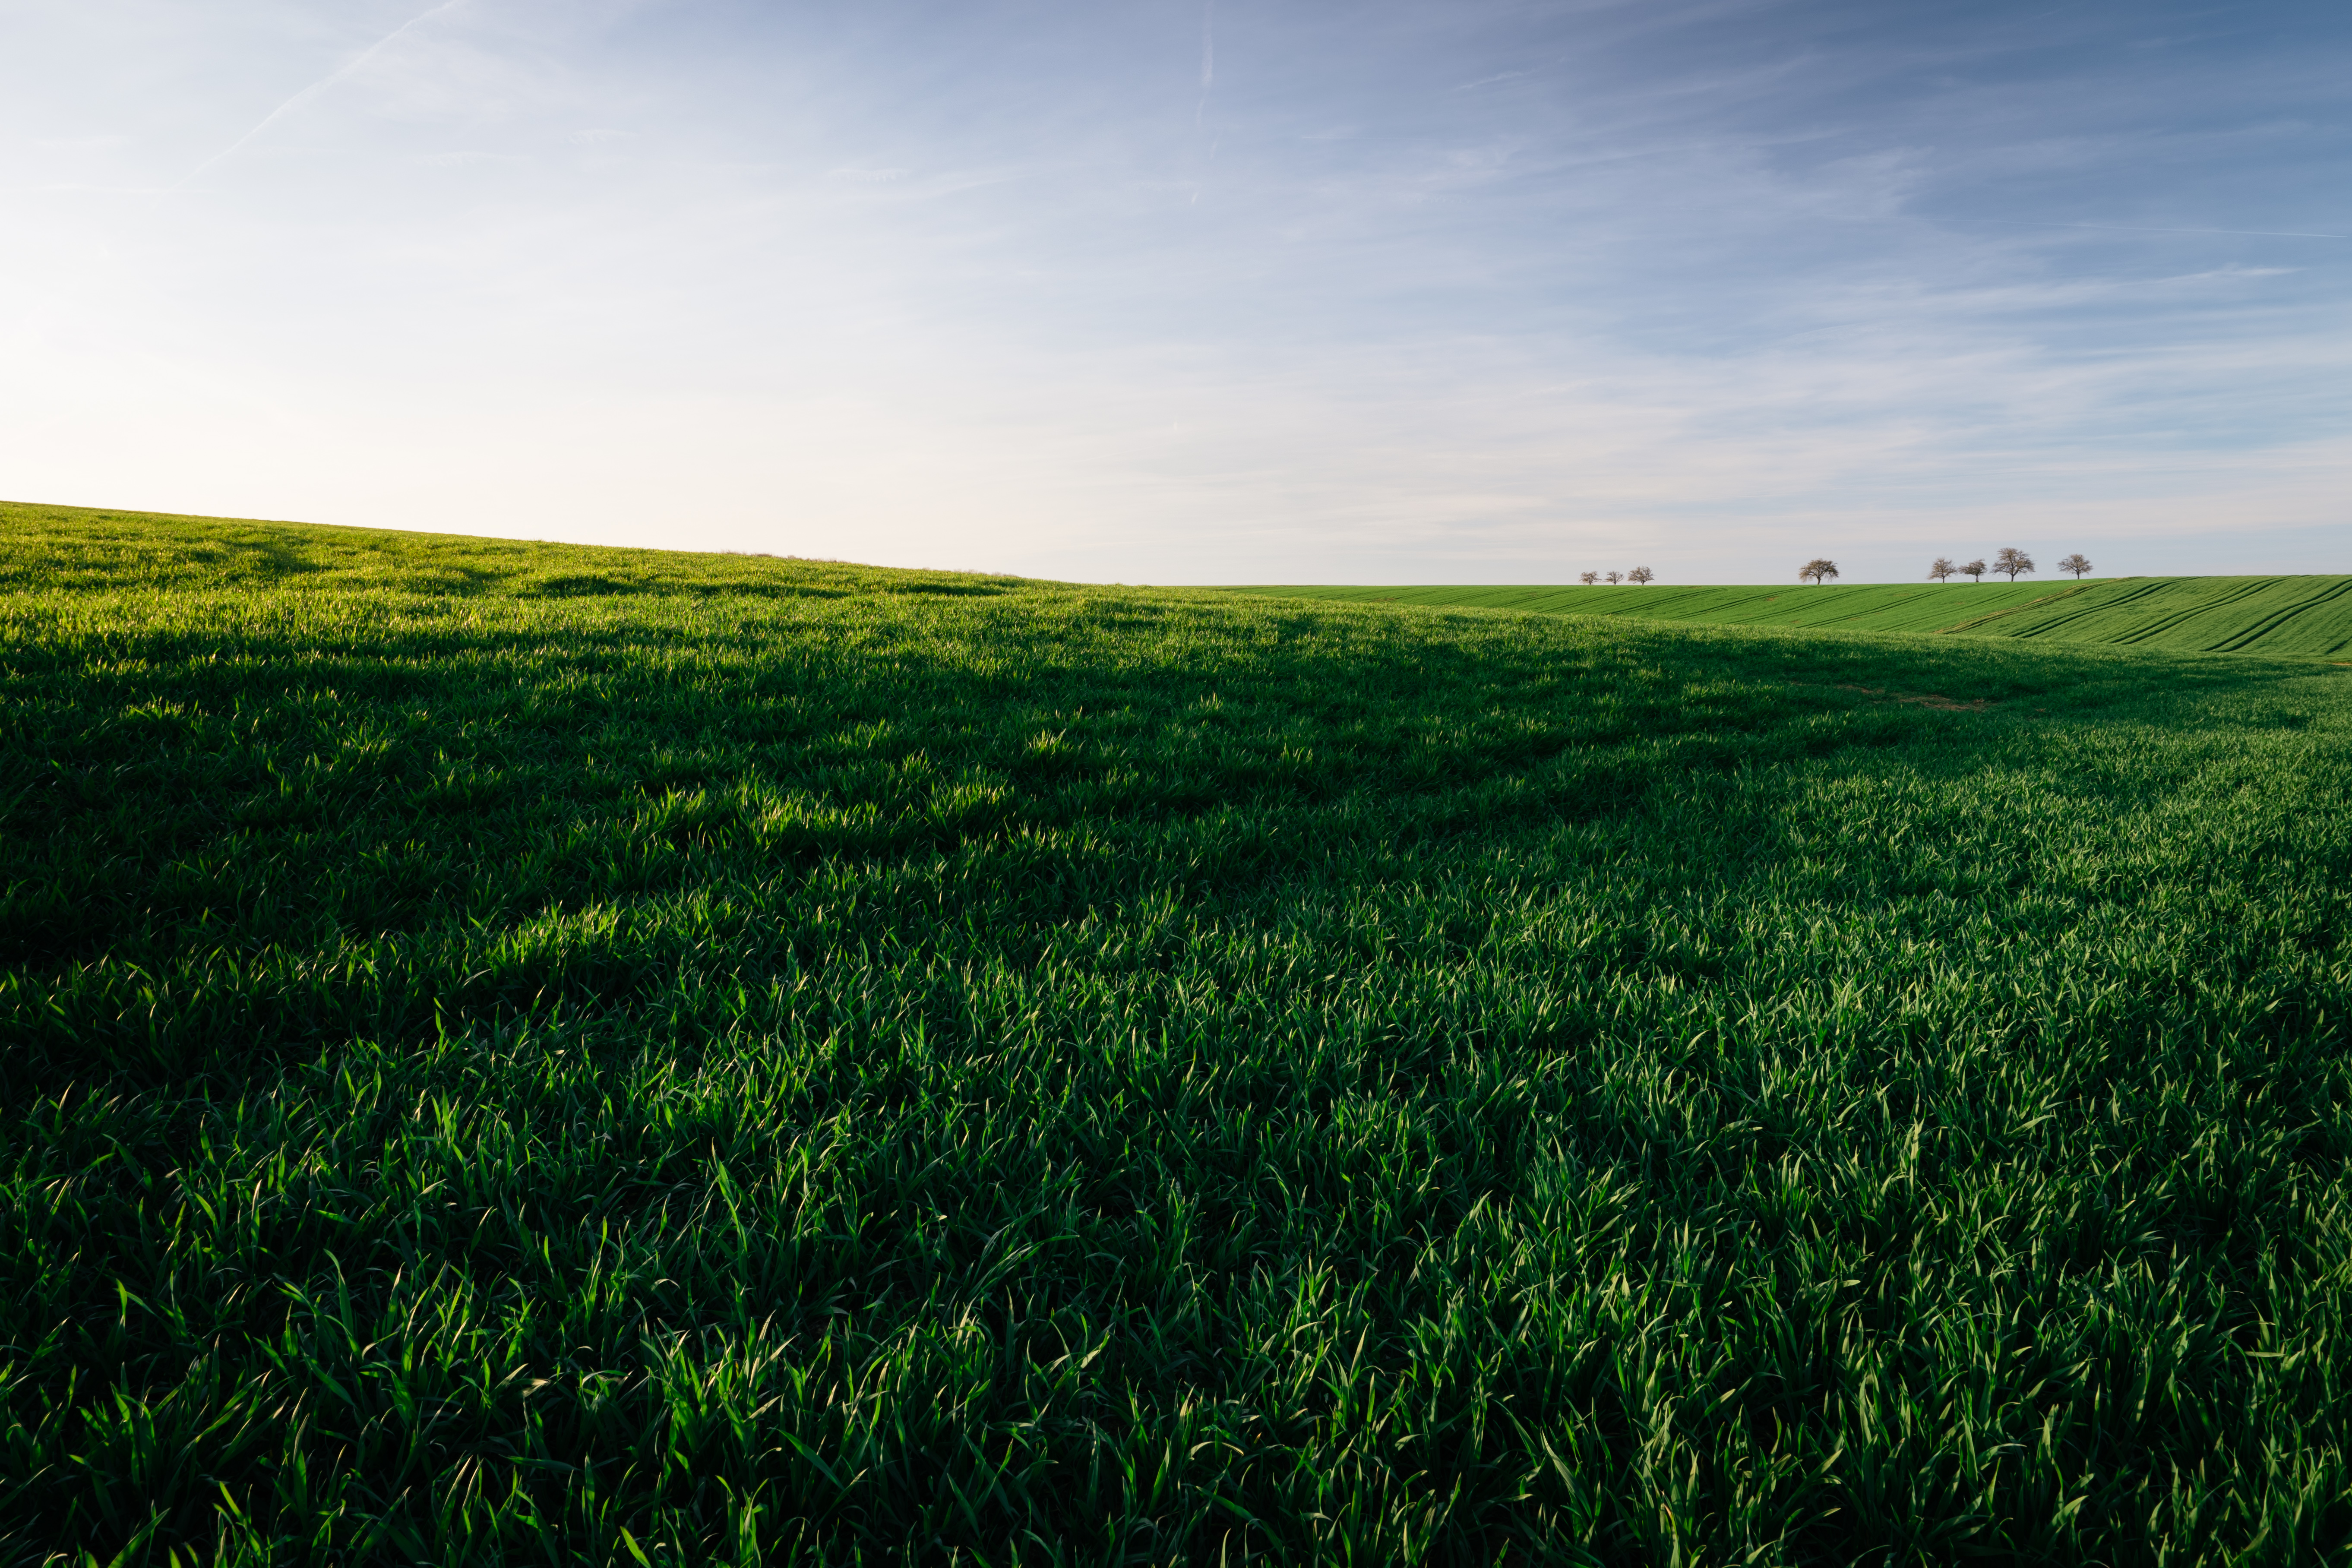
7 499 2352 1563
1236 576 2352 657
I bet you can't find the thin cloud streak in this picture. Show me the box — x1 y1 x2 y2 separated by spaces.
1943 219 2350 241
175 0 472 187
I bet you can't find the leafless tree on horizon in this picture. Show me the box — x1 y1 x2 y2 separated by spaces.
1628 566 1655 584
2058 553 2093 578
1962 558 1988 582
1994 547 2035 582
1800 558 1839 585
1929 557 1957 582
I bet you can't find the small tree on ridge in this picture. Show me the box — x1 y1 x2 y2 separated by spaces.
1962 558 1987 583
1994 547 2035 582
2058 553 2093 579
1605 570 1624 585
1800 558 1839 585
1928 557 1957 582
1579 570 1600 585
1628 566 1655 585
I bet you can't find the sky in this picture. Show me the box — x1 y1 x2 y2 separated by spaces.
3 0 2348 584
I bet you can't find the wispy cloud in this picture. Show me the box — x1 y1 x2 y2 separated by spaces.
1944 219 2349 241
2 0 2346 580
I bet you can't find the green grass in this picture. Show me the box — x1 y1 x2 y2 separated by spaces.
1236 577 2352 657
6 497 2352 1564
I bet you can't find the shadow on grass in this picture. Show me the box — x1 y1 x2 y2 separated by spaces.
9 586 2338 1092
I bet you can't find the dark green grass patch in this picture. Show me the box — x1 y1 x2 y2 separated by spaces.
6 500 2352 1564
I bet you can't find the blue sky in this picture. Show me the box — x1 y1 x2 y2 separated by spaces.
4 0 2346 582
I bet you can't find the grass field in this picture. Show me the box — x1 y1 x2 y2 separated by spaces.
7 498 2352 1564
1237 578 2352 658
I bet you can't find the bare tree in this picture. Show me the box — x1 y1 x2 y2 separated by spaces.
1605 570 1624 585
1928 557 1957 582
1627 566 1655 585
1994 547 2035 582
1962 558 1987 583
1579 570 1600 585
2057 553 2093 579
1800 558 1839 585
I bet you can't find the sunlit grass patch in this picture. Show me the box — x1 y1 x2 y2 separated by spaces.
1243 575 2352 658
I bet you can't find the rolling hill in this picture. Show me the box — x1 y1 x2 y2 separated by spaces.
1234 575 2352 658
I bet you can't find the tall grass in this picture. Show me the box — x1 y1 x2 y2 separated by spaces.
6 501 2352 1563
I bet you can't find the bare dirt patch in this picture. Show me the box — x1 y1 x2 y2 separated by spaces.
1843 684 1996 712
1792 682 1998 712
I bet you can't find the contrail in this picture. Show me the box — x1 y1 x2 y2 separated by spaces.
177 0 470 185
1197 0 1214 124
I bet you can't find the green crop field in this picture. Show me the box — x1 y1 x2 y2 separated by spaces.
1238 577 2352 658
8 498 2352 1564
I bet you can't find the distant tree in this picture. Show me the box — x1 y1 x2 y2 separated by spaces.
1928 557 1957 582
1962 558 1987 583
1627 566 1655 585
1800 558 1839 585
1605 570 1624 585
2058 552 2093 579
1994 547 2035 582
1579 570 1600 585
